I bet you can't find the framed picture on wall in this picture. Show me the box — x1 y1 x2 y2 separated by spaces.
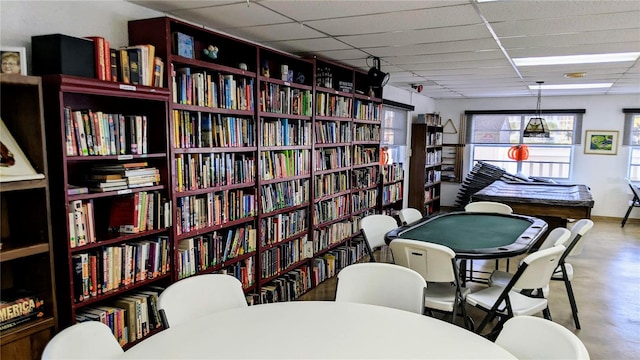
584 130 619 155
1 46 27 75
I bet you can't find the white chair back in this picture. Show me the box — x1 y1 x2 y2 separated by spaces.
496 316 590 359
42 321 124 359
464 201 513 214
538 227 572 251
335 263 426 314
514 246 565 290
398 208 423 225
360 214 399 249
566 219 594 256
158 274 247 327
389 239 456 283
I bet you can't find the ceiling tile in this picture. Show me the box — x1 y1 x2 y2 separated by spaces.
171 2 291 29
128 0 238 12
479 0 640 22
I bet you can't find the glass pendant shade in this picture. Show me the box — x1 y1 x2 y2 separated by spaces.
523 81 550 138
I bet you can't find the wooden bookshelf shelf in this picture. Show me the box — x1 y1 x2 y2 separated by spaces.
0 243 50 262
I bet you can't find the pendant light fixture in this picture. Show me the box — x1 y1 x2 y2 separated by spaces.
523 81 550 138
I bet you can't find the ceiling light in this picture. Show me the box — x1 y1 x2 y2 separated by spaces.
528 83 613 90
523 81 550 138
564 72 587 78
513 52 640 66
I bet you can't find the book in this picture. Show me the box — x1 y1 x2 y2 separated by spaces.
173 32 194 59
86 36 108 81
0 289 45 329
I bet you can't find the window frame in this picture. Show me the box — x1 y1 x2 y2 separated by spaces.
623 109 640 182
466 110 584 180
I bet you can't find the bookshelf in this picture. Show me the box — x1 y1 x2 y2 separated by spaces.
41 75 171 347
126 17 378 303
408 115 443 216
381 162 404 216
0 74 57 359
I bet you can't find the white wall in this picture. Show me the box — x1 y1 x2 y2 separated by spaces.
0 1 164 73
436 94 640 219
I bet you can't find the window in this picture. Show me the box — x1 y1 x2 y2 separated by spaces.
467 111 583 179
381 101 412 164
623 109 640 181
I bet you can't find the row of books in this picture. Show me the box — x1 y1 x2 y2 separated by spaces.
106 191 172 236
312 220 354 254
87 37 164 87
175 152 255 192
222 260 255 290
258 266 311 304
172 68 255 111
261 118 312 147
75 287 164 346
172 111 255 149
354 123 381 142
428 131 444 146
314 170 349 199
417 113 442 126
316 93 353 118
426 149 443 166
260 149 310 181
260 235 311 279
260 179 310 214
314 120 352 144
426 169 442 185
424 186 440 203
314 147 352 171
352 188 379 213
177 226 257 279
64 108 148 157
353 99 383 121
382 182 403 205
87 163 159 193
71 237 170 302
313 194 350 226
260 209 307 246
352 166 379 189
383 163 404 183
175 191 257 235
259 83 313 116
353 145 379 165
0 290 45 331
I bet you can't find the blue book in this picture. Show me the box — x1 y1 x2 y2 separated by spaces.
174 32 194 59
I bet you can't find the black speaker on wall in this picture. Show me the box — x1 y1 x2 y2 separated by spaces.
367 57 389 88
31 34 95 79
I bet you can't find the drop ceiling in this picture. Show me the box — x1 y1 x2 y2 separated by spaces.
128 0 640 99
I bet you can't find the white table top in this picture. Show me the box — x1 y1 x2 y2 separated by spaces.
122 301 516 359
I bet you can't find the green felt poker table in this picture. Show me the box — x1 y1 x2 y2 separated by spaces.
385 211 548 260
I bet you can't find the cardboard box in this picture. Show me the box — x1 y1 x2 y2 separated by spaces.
31 34 95 78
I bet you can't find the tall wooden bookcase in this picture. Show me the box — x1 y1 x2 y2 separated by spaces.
0 74 57 360
408 115 443 216
127 16 379 302
41 75 172 346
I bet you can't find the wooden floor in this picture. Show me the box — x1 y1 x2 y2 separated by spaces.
299 217 640 359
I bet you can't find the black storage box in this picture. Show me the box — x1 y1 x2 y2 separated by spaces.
31 34 95 78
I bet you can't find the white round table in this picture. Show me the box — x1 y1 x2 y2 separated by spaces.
122 301 515 359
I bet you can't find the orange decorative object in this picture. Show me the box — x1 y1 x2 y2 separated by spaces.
508 145 529 161
380 146 390 165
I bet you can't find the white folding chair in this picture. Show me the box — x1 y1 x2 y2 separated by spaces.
550 219 594 329
464 201 514 280
495 316 590 359
158 274 247 327
465 245 565 336
464 201 513 214
621 178 640 227
360 214 399 262
42 321 124 359
335 262 426 314
390 239 472 328
489 227 571 287
398 207 423 225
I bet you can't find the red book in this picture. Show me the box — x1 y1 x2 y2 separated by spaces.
86 36 107 80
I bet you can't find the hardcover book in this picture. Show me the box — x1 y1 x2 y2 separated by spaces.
173 32 194 59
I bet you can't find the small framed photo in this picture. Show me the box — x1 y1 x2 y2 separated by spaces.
1 46 27 75
584 130 619 155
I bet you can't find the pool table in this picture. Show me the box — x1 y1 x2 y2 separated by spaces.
472 180 594 229
385 211 548 260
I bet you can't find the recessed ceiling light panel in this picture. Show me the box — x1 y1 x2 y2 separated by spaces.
514 52 640 66
528 83 613 90
564 72 587 78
